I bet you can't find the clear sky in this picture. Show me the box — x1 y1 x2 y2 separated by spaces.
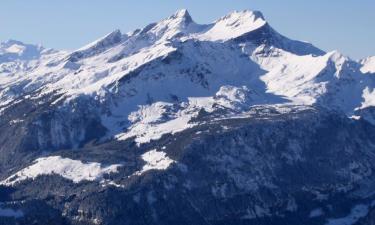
1 0 374 59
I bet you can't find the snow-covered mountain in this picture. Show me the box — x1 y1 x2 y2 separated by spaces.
0 39 45 62
0 9 375 225
0 9 374 146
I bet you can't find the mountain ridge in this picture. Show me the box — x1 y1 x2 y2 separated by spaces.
0 9 375 225
0 9 374 146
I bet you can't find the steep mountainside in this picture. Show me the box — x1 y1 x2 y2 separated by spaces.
0 9 375 225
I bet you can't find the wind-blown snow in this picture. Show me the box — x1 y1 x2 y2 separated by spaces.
134 149 175 175
0 156 121 186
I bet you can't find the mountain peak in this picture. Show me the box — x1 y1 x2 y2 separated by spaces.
197 9 267 42
68 29 124 61
219 9 265 22
215 9 266 25
76 29 123 52
1 39 25 46
140 9 199 41
166 9 194 25
326 50 346 61
1 39 39 51
171 9 192 20
0 39 44 62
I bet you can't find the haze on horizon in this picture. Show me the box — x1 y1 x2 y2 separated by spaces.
1 0 374 59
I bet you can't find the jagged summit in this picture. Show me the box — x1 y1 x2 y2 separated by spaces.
138 9 203 41
215 9 265 23
0 9 371 111
120 9 269 43
63 8 320 58
197 9 267 41
169 9 193 23
0 9 372 116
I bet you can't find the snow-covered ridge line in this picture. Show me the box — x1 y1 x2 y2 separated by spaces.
0 8 320 103
196 10 267 41
0 9 374 148
0 156 122 186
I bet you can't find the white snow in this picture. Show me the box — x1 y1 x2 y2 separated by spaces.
75 29 124 53
360 87 375 109
361 56 375 73
254 48 334 105
114 85 259 144
0 40 45 62
134 149 175 175
116 113 195 145
5 44 26 55
251 46 375 114
0 9 374 144
145 9 205 41
46 42 176 98
196 10 266 41
0 156 122 186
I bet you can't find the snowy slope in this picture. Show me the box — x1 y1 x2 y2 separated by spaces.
0 9 374 148
0 156 121 186
0 40 66 105
194 10 266 41
133 149 175 176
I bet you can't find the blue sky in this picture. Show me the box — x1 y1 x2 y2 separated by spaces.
1 0 374 59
